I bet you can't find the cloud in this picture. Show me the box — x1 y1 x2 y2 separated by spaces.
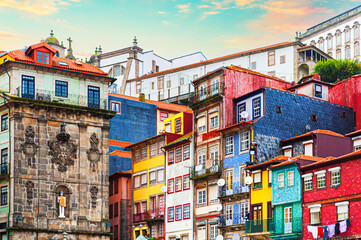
177 3 191 13
0 0 79 15
198 5 211 8
157 11 167 14
162 20 169 25
234 0 257 6
204 11 219 15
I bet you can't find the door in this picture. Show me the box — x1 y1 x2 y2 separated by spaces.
197 226 206 240
22 76 35 99
225 170 233 195
225 204 233 225
284 207 292 234
88 86 100 108
252 205 262 232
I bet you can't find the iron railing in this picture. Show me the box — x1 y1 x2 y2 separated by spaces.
133 212 146 223
245 219 272 234
269 217 302 235
146 208 165 220
16 88 107 109
0 164 8 175
190 161 221 179
219 212 249 226
194 82 224 103
219 183 249 197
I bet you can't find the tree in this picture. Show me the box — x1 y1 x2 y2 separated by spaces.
313 58 361 83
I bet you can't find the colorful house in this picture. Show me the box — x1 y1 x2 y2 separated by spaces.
301 151 361 240
128 134 166 239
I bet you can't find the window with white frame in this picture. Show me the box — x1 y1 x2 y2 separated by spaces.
336 32 341 46
240 131 249 151
251 62 256 70
176 205 182 220
238 103 246 122
327 35 332 49
225 136 234 155
141 173 147 186
315 84 322 98
184 145 190 159
210 114 219 128
197 116 206 132
268 51 275 66
168 179 174 193
225 204 233 224
278 173 284 188
134 175 140 188
355 24 360 39
175 118 181 133
183 175 190 190
253 98 261 119
226 170 234 191
198 150 206 166
240 202 249 223
303 141 313 156
355 42 360 56
210 145 219 164
211 78 220 95
168 150 174 164
283 146 292 157
199 84 207 100
316 170 326 189
336 49 341 60
329 166 341 186
288 171 294 186
149 171 156 184
198 189 206 204
150 143 157 157
157 169 164 182
319 39 324 51
336 202 349 221
210 224 218 240
302 173 313 191
168 207 174 222
253 171 261 187
345 28 350 42
345 46 351 59
309 204 321 224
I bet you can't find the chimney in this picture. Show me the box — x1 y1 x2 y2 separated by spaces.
139 93 145 102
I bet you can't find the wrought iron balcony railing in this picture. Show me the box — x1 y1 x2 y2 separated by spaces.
269 217 302 235
219 183 249 197
133 212 146 223
16 88 107 109
219 212 249 227
245 219 272 234
194 82 224 103
145 208 165 221
190 161 221 179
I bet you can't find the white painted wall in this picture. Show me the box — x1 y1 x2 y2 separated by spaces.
236 92 264 122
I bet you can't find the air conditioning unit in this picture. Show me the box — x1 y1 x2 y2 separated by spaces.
36 93 51 101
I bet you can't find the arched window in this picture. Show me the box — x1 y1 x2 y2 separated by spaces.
335 30 342 46
344 26 351 43
55 185 70 218
327 34 333 50
354 22 360 40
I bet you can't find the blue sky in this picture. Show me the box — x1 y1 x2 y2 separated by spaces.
0 0 359 60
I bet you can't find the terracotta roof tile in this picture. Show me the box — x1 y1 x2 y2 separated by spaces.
108 93 191 112
282 129 344 142
247 155 289 170
270 154 324 168
216 120 255 133
109 139 132 148
109 150 132 158
301 150 361 169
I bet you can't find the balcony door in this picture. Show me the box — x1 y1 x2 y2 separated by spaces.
225 204 233 226
225 170 233 195
88 86 100 108
197 226 206 240
284 207 292 234
252 204 262 232
22 75 35 99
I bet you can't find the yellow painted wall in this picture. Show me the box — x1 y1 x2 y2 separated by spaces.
0 55 15 65
250 169 272 219
156 110 178 133
163 112 184 135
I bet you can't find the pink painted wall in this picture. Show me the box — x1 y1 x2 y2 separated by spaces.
329 75 361 130
223 68 292 128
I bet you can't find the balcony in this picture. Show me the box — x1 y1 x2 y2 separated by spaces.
190 161 221 180
269 217 302 237
0 164 8 179
16 88 107 109
219 212 249 230
193 82 224 104
145 208 164 222
245 219 272 235
133 212 146 223
219 183 249 202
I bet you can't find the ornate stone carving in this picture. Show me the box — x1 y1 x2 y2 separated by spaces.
21 126 38 166
48 123 77 172
25 181 34 204
90 186 98 208
86 133 101 171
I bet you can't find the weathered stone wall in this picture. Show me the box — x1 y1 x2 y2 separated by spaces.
9 100 112 239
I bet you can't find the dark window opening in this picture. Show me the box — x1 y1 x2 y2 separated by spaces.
55 81 68 97
276 106 281 113
342 111 346 118
312 114 317 122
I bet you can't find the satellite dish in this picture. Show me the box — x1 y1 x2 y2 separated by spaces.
215 204 223 211
245 176 253 185
217 179 225 186
216 235 224 240
241 111 249 119
305 124 311 131
161 186 167 193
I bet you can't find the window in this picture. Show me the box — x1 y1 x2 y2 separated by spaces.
268 51 275 66
210 115 219 128
134 176 140 188
309 205 321 224
168 179 174 194
198 189 206 204
1 148 8 175
345 46 351 59
141 147 147 159
288 171 294 186
22 75 35 99
268 71 275 77
240 131 249 151
157 169 164 182
312 114 317 122
166 80 171 88
336 33 341 46
55 81 68 97
327 36 332 49
175 118 181 133
114 202 119 217
114 65 120 76
168 150 174 165
111 102 121 113
329 167 341 186
238 103 246 122
251 62 256 69
315 84 322 98
151 82 155 90
175 148 182 163
319 39 324 51
109 181 113 196
336 49 341 60
134 202 140 214
278 173 284 188
280 55 285 64
240 202 249 223
175 205 182 221
253 98 261 119
109 204 113 218
283 146 292 157
197 116 206 132
304 141 313 156
198 150 206 166
355 25 360 39
160 112 169 121
1 114 8 131
345 28 350 42
268 170 272 185
149 171 156 184
37 52 49 64
336 202 349 221
183 204 190 219
175 177 182 192
88 86 100 108
150 143 157 157
135 149 140 161
225 204 233 224
199 84 207 100
136 82 141 94
210 146 219 164
316 171 326 189
158 141 164 154
157 76 164 90
303 173 313 191
253 171 261 188
114 179 118 194
183 175 190 190
114 225 118 240
141 173 147 186
355 43 360 56
184 145 190 160
225 136 234 155
168 207 174 222
225 170 233 192
276 106 281 113
211 78 219 95
180 77 184 85
210 224 218 239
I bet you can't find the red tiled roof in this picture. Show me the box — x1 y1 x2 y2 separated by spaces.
109 139 132 148
301 150 361 170
127 41 300 82
108 93 192 112
270 155 324 168
25 41 57 54
5 42 109 77
282 129 344 143
247 155 289 170
126 133 165 149
109 150 132 158
216 120 255 133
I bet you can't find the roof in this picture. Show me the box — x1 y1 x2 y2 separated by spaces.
345 129 361 138
127 41 302 82
247 155 289 171
109 139 132 148
216 120 255 133
109 150 132 158
270 155 324 169
4 42 109 77
165 132 193 148
288 77 333 90
126 133 165 149
108 93 191 112
282 129 345 143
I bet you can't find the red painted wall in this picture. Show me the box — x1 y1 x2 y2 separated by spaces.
329 75 361 130
302 157 361 239
223 68 292 128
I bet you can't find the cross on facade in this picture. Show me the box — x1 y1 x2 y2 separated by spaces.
67 37 73 49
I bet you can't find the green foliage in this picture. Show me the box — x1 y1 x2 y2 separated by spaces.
313 59 361 83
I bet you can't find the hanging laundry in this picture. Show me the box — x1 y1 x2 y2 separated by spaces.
318 226 324 238
323 226 329 240
328 224 335 238
308 225 318 239
340 220 347 233
346 219 350 227
335 222 340 234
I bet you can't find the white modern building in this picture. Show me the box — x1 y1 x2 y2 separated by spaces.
300 4 361 61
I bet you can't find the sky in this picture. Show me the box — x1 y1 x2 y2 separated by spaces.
0 0 359 61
